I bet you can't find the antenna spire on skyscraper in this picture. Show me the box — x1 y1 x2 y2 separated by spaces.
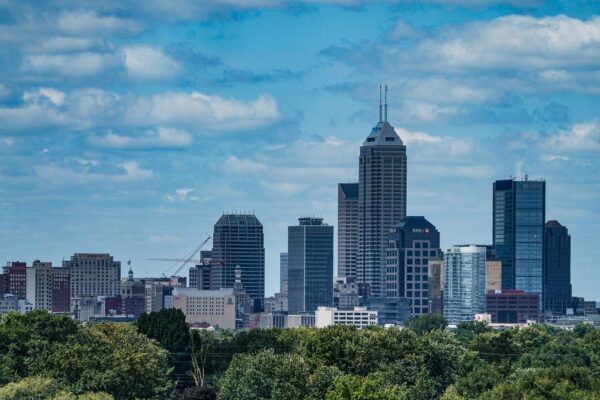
384 84 388 122
379 84 383 122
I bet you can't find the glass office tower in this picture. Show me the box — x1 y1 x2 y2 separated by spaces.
288 217 334 313
443 245 487 325
544 220 571 315
493 178 545 306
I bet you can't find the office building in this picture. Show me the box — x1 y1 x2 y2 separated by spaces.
493 178 545 304
338 183 359 281
288 217 334 313
364 297 411 326
280 252 288 294
26 260 53 310
387 216 441 315
63 253 121 301
52 267 71 313
428 258 444 315
1 262 27 299
357 88 407 299
211 214 265 306
334 277 361 310
172 287 235 329
485 260 502 292
486 290 540 324
0 294 33 315
443 245 487 325
315 306 378 328
544 220 572 315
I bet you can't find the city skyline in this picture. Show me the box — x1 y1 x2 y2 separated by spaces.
1 1 600 299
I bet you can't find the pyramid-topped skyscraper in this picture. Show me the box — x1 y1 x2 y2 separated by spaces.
357 85 407 298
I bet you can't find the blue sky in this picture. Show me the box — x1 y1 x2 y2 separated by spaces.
1 0 599 299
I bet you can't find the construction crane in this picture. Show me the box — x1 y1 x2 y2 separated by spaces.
148 236 212 278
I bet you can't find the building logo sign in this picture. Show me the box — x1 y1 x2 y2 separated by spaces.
412 228 430 233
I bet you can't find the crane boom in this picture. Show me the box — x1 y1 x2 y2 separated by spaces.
148 235 212 278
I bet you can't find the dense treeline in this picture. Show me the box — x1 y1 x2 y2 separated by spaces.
2 310 599 399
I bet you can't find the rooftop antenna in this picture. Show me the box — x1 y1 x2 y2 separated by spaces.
379 84 382 122
384 84 388 122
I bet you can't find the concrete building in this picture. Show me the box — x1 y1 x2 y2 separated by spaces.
387 216 441 315
493 178 545 306
338 183 358 281
0 294 33 315
544 221 572 315
334 277 361 310
211 214 265 308
288 217 334 313
443 245 487 325
485 260 502 292
357 89 407 299
280 252 288 294
428 258 444 315
172 287 235 329
121 268 146 317
63 253 121 304
1 262 27 299
25 260 54 310
315 306 378 328
486 290 540 323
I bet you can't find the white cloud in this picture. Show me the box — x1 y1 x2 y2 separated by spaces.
396 127 473 157
23 52 120 77
23 87 66 106
224 156 268 174
125 91 281 131
32 37 106 53
123 45 180 80
164 187 196 202
35 161 153 185
259 181 308 197
90 127 193 149
0 103 69 131
546 122 600 151
57 11 142 36
1 137 16 147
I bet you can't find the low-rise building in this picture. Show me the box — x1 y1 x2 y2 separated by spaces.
315 306 377 328
172 288 235 330
486 290 540 324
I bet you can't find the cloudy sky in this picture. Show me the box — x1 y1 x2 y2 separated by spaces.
1 0 599 299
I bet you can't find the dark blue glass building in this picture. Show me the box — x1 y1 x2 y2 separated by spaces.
493 178 545 306
544 220 571 315
288 217 334 313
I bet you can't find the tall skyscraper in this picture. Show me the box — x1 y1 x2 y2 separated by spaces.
62 253 121 301
211 214 265 305
280 252 288 294
443 245 487 325
358 87 407 298
544 220 572 315
338 183 358 281
386 216 441 315
288 217 334 313
493 178 545 305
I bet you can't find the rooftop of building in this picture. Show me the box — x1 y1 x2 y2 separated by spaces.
215 214 262 227
392 216 437 231
298 217 325 226
173 287 234 297
545 220 565 228
363 121 403 147
338 182 358 198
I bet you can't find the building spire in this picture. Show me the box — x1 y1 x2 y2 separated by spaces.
379 84 383 122
384 84 388 122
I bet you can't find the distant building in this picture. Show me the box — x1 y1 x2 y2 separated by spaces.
1 262 27 299
288 217 334 313
357 92 408 299
280 252 288 294
211 214 265 308
334 277 361 310
493 178 545 304
427 258 444 315
486 290 540 324
287 313 316 328
544 220 572 315
63 253 121 304
338 183 358 281
121 268 146 317
364 297 411 326
387 216 441 316
52 267 71 313
485 260 502 292
0 294 33 315
315 306 378 328
26 260 54 310
443 245 487 325
172 287 236 329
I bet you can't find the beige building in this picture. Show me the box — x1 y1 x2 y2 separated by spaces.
428 258 444 314
315 306 377 328
26 261 53 310
172 288 235 330
486 260 502 292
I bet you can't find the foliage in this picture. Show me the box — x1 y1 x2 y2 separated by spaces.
0 376 113 400
405 314 448 335
325 373 409 400
454 321 492 345
176 385 217 400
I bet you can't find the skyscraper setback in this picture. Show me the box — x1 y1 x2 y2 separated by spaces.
357 87 407 298
493 178 545 305
338 183 358 281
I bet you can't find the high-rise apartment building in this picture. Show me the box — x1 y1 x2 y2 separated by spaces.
387 216 440 315
544 220 572 315
443 245 487 325
493 178 545 305
62 253 121 303
26 260 53 310
211 214 265 305
288 217 334 313
358 89 407 299
280 252 288 294
338 183 358 281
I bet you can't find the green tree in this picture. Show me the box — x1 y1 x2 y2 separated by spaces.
0 376 113 400
574 323 596 339
454 321 492 345
405 314 447 335
218 349 311 400
325 373 409 400
306 365 343 400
